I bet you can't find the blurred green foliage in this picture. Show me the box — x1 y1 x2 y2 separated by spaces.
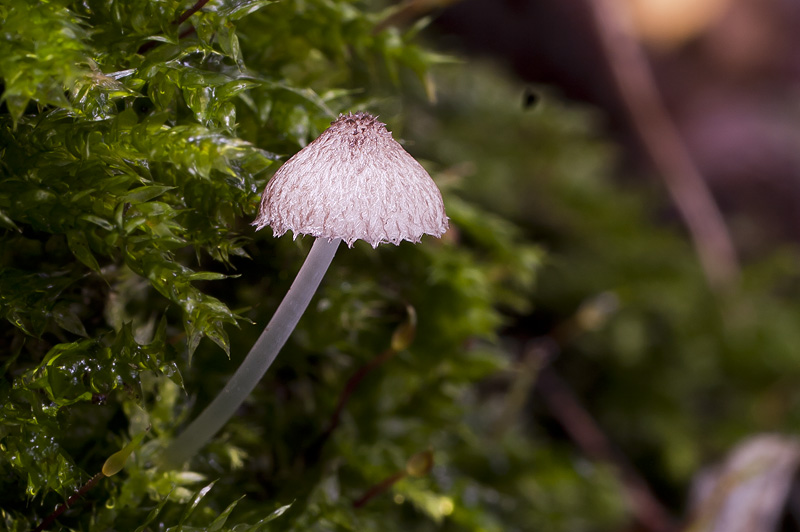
4 0 799 531
405 63 800 514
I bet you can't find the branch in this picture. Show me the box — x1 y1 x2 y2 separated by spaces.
138 0 211 54
373 0 464 34
537 367 676 532
305 347 399 462
352 450 433 508
33 473 105 532
499 295 674 532
305 307 415 461
175 0 212 26
584 0 739 291
352 471 406 509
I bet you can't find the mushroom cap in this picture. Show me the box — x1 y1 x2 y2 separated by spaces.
253 112 449 248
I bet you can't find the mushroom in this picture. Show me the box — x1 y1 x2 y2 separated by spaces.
160 112 448 467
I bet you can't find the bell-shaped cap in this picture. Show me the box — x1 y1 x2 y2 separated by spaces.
253 112 449 248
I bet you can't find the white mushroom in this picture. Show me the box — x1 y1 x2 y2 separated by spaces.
161 112 448 467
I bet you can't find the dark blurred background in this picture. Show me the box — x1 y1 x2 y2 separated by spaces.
427 0 800 258
390 1 800 530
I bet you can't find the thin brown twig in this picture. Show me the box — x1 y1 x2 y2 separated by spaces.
584 0 739 291
492 338 556 436
326 348 398 435
33 472 105 532
305 347 399 461
352 471 407 508
175 0 212 26
492 335 675 530
503 295 674 531
372 0 463 34
303 309 415 463
137 0 211 54
537 367 676 532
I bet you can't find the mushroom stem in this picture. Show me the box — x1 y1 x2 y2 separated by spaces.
160 237 341 468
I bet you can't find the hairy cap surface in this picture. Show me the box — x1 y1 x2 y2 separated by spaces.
253 112 449 247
